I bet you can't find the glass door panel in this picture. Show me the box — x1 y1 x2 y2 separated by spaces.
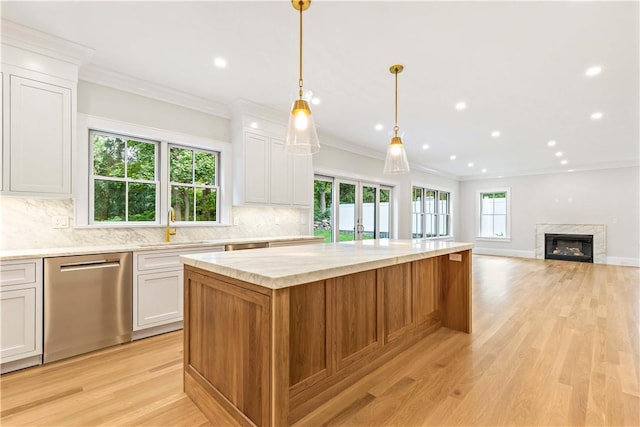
313 177 333 242
338 182 356 241
380 187 391 238
360 185 377 240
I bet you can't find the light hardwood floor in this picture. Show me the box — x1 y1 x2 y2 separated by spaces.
1 255 638 426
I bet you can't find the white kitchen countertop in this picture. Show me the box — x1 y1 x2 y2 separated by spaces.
181 239 474 289
0 235 323 261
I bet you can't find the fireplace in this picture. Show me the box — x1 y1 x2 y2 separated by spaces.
544 233 593 263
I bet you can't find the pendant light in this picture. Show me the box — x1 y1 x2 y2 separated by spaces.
285 0 320 155
383 64 410 174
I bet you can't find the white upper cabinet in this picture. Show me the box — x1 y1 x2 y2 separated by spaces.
231 101 313 207
9 76 72 194
1 20 93 197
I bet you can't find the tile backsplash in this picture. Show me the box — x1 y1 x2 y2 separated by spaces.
0 197 310 250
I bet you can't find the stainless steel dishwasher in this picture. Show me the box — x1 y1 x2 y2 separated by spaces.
44 252 132 363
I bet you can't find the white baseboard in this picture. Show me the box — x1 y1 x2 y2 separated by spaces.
1 355 42 374
606 256 640 267
472 247 535 259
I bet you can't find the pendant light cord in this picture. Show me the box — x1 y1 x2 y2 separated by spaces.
298 1 304 98
394 67 399 137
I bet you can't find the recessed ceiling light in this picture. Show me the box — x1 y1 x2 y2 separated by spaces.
250 121 258 129
481 168 487 173
311 97 321 105
591 112 603 120
467 162 474 167
455 101 467 111
555 151 563 157
422 144 430 150
585 65 602 77
498 175 503 178
213 57 227 68
561 160 568 165
374 124 384 131
491 131 501 138
547 140 556 147
450 155 457 160
568 169 575 173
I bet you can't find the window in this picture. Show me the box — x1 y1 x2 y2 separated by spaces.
169 146 219 222
412 186 451 238
478 190 510 239
89 130 220 225
91 131 158 223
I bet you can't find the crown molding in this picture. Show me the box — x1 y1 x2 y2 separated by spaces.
229 99 289 125
79 64 230 119
459 159 640 181
1 19 94 66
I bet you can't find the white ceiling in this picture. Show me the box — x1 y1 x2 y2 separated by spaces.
2 1 638 179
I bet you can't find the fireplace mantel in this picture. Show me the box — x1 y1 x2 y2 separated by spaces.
535 224 606 264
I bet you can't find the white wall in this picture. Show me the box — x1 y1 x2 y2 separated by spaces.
77 81 230 141
313 135 460 239
459 167 640 266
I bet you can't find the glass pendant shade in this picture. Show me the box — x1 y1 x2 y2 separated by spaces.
285 99 320 155
383 136 410 174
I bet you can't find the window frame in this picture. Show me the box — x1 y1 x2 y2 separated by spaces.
168 144 220 223
76 114 232 228
412 186 452 239
89 130 160 224
476 188 511 241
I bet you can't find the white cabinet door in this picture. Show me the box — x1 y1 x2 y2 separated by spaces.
243 132 269 204
135 270 183 330
0 288 36 361
269 138 290 204
9 76 71 195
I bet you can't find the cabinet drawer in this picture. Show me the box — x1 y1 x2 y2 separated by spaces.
0 261 37 287
135 246 224 271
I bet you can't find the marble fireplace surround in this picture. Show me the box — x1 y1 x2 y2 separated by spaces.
535 224 606 264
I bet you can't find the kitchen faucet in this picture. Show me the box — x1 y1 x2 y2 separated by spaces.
165 207 177 242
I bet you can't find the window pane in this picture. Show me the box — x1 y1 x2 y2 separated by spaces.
380 188 390 238
494 197 506 215
313 179 333 242
439 214 449 236
439 192 450 214
94 180 125 221
171 185 194 221
93 135 124 178
170 147 193 183
128 183 156 221
127 140 156 181
425 191 436 214
412 213 423 238
194 151 216 185
426 214 437 237
196 188 217 221
493 214 506 237
481 215 494 237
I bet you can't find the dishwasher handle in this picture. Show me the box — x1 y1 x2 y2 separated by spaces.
59 259 122 272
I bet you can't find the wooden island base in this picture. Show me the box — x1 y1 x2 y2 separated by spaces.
183 250 471 426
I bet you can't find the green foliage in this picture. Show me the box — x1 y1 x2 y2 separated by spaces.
92 132 218 223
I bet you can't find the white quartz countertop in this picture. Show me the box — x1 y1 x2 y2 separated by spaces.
181 239 474 289
0 235 323 261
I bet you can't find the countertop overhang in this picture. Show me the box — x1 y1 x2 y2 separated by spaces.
0 235 322 261
181 239 474 289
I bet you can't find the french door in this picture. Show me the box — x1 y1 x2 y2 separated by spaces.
336 180 391 241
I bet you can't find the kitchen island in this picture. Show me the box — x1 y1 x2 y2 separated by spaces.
180 239 473 427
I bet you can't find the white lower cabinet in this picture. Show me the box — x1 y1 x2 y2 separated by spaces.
132 246 224 339
0 258 43 373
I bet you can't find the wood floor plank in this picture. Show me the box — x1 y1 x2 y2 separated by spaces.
1 255 638 426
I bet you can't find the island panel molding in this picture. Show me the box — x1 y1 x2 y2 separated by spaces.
182 240 473 426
